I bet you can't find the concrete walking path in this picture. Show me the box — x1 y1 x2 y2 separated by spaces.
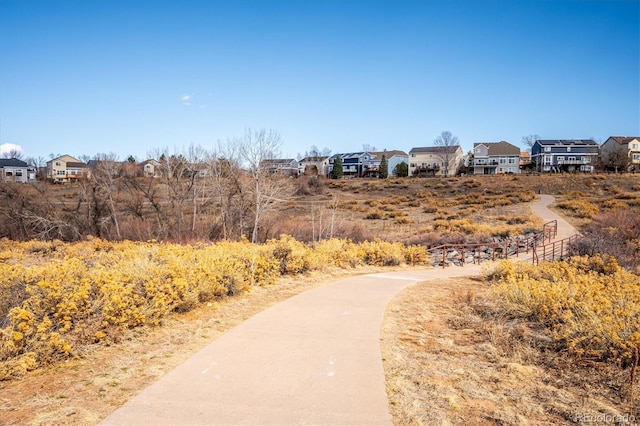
101 194 570 425
530 194 578 241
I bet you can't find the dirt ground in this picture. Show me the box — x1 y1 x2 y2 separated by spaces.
382 277 639 425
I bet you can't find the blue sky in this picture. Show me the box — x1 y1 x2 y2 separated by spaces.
1 0 638 161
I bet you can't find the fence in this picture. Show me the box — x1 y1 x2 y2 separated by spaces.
428 220 578 268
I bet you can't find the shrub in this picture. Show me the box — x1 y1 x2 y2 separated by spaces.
489 256 640 376
556 199 600 219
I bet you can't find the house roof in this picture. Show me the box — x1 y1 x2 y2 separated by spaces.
369 150 408 159
473 141 520 156
0 158 28 168
535 139 597 146
49 154 82 163
67 162 88 168
409 146 461 154
262 158 295 164
299 156 328 163
329 152 370 160
607 136 640 145
260 159 296 165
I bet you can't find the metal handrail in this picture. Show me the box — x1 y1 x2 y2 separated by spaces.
428 220 561 268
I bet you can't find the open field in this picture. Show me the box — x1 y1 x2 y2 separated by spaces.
1 173 639 424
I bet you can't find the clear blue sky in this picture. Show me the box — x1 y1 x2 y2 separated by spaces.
1 0 638 161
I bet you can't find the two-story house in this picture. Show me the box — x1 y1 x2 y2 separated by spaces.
472 141 521 175
408 146 463 177
531 140 598 173
46 155 89 183
600 136 640 172
259 159 299 176
140 159 162 178
0 158 35 183
369 150 409 177
328 152 373 178
298 156 329 176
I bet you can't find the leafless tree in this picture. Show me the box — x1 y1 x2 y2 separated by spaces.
239 128 294 243
1 148 23 159
521 134 540 152
433 131 460 177
90 153 123 238
605 144 629 173
204 140 247 240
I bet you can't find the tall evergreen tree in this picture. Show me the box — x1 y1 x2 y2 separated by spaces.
394 162 408 177
330 156 343 179
379 154 388 179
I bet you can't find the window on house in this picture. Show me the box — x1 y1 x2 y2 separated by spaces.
410 163 416 168
55 162 61 166
544 147 551 152
16 171 22 177
568 157 576 162
633 144 638 150
499 158 507 164
567 147 572 152
71 170 77 175
6 172 12 176
633 154 640 161
57 170 65 175
508 158 516 164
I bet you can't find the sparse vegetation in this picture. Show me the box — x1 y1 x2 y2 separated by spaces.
1 173 640 424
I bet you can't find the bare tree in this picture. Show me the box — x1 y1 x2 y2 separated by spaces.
205 140 248 240
1 146 23 159
605 143 629 173
25 156 47 179
433 131 461 177
84 152 123 239
521 134 540 152
239 129 294 243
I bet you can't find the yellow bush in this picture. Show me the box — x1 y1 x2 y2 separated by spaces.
490 255 640 365
0 236 430 376
556 199 600 218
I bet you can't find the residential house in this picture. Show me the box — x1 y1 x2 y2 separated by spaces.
141 159 163 178
408 146 463 177
369 150 409 177
531 139 598 173
472 141 521 175
46 155 89 183
0 158 34 183
600 136 640 172
328 152 374 177
260 159 299 176
87 159 122 177
298 155 329 176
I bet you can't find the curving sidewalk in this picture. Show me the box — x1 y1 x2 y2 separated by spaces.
100 195 571 425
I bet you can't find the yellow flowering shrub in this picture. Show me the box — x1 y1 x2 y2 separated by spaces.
0 236 430 377
489 255 640 366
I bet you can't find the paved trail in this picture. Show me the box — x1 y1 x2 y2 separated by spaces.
101 195 571 426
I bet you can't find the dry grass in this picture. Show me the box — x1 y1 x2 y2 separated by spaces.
382 277 638 425
3 173 640 425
